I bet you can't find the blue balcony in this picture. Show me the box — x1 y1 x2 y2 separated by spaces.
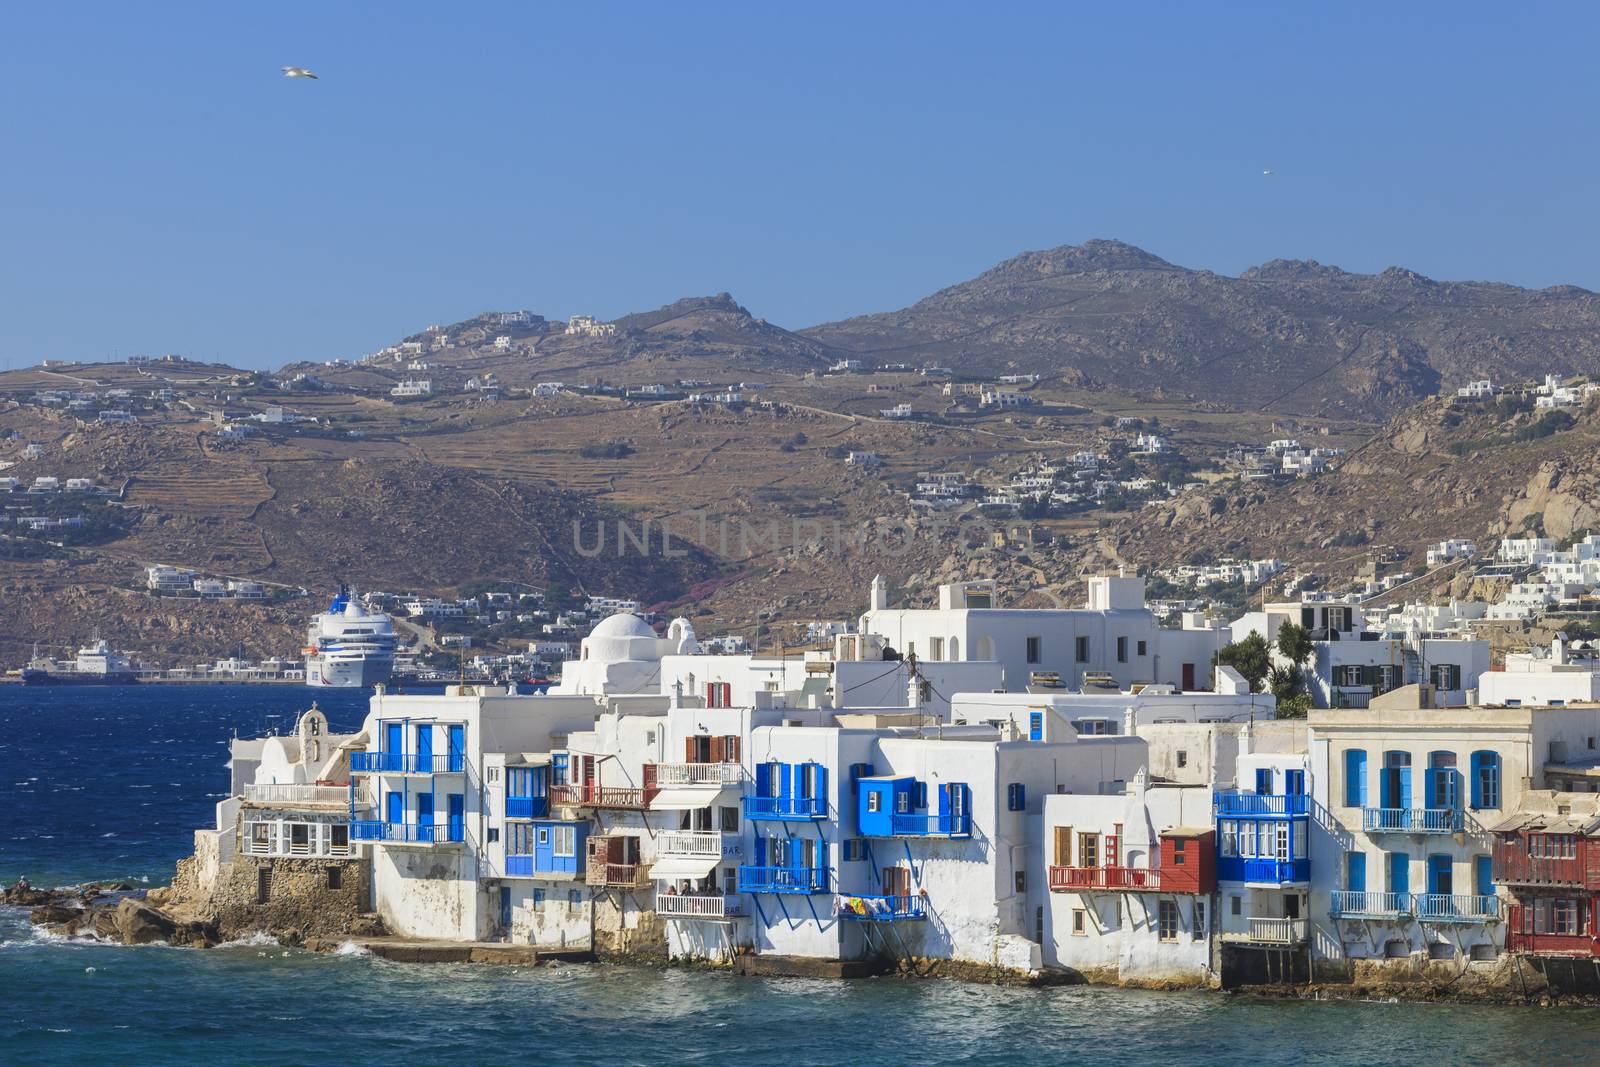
860 811 972 839
1361 807 1463 834
838 894 926 921
743 795 826 821
1230 856 1310 885
1414 893 1499 923
738 865 831 894
505 795 549 820
1330 890 1411 919
350 751 465 775
1215 792 1309 817
349 819 465 844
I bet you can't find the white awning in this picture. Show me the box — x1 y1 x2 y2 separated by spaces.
650 786 731 810
650 855 720 879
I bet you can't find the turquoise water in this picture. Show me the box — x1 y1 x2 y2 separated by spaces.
5 685 1600 1065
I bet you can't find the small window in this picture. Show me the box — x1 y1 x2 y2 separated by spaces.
1176 750 1188 769
488 828 499 844
843 839 866 862
867 792 882 813
895 791 911 814
1157 900 1179 941
533 888 546 907
1072 909 1086 935
914 782 928 809
1231 894 1242 916
1116 636 1128 663
1007 783 1026 812
1173 838 1187 865
488 766 500 782
568 889 581 910
326 867 342 890
1192 900 1206 940
1075 635 1089 662
538 827 550 845
256 867 271 904
1014 870 1026 893
1026 636 1041 664
1136 640 1147 657
1427 942 1455 960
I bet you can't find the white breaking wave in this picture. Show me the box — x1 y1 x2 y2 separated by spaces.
333 940 371 957
216 931 281 949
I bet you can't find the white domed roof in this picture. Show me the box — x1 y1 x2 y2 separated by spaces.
590 612 656 639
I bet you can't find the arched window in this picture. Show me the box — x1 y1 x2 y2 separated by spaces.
949 637 960 661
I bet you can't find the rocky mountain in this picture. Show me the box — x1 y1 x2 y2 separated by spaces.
803 240 1600 419
1099 391 1600 590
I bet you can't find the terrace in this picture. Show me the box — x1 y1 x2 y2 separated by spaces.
742 795 826 821
655 830 742 861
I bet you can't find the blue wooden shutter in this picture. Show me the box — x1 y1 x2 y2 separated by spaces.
1469 752 1485 808
779 763 793 800
1345 750 1366 807
1255 768 1273 795
755 762 772 796
1475 855 1492 897
385 722 402 755
1398 765 1411 810
1388 852 1408 895
815 764 828 803
1347 852 1366 892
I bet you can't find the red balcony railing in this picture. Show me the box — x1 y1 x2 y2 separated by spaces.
1048 865 1165 892
551 784 658 810
586 859 651 888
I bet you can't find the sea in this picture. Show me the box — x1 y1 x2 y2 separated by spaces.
4 684 1600 1065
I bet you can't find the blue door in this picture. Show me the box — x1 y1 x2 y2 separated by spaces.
385 722 402 758
417 793 434 841
1475 856 1493 898
448 794 465 842
1428 854 1453 896
499 886 511 929
1388 852 1409 896
386 790 403 825
1029 712 1043 742
1255 768 1273 795
416 724 433 773
1346 852 1366 892
448 724 465 773
1284 769 1305 795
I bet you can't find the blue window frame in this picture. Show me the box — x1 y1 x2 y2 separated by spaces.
1284 769 1305 795
532 888 546 907
551 753 569 786
1471 751 1501 809
1007 783 1026 812
849 763 874 793
914 781 928 809
1254 768 1273 795
1029 711 1043 742
1388 852 1409 895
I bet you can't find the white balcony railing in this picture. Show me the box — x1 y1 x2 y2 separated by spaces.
653 763 747 787
1245 917 1308 944
655 831 742 860
244 783 348 806
656 893 742 919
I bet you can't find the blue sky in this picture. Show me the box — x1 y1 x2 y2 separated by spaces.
2 2 1595 369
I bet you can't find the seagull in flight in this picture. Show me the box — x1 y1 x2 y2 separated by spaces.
1262 168 1274 176
282 66 319 80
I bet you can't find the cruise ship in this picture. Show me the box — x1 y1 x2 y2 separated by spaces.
21 637 140 685
304 587 397 688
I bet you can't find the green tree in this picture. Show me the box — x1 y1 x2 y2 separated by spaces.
1214 632 1271 692
1276 621 1314 668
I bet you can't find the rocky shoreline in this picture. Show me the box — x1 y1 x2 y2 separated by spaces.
8 877 1596 1006
3 877 384 952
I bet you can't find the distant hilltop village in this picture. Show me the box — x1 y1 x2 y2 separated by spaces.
34 571 1600 1002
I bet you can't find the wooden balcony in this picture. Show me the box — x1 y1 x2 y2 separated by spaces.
1048 865 1167 893
586 859 651 889
552 784 658 810
1494 840 1592 889
1221 917 1308 945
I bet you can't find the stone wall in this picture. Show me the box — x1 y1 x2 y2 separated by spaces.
195 855 370 943
592 891 666 960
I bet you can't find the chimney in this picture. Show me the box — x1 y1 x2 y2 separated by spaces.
670 680 683 710
870 574 888 611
